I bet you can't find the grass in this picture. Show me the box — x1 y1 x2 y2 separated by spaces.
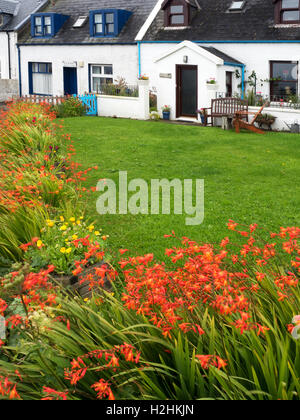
63 116 300 260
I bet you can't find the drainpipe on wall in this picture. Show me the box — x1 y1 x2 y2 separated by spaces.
17 45 22 97
138 41 142 77
6 31 11 79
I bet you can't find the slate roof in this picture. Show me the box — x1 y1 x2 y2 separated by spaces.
201 46 243 65
0 0 47 31
18 0 158 45
0 0 18 15
144 0 300 41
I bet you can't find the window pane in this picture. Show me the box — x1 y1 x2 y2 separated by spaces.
39 63 47 73
94 14 102 23
282 0 299 8
171 14 185 24
271 81 297 97
272 62 298 80
282 10 300 20
107 23 114 33
44 16 51 25
170 5 184 13
45 25 51 34
35 17 42 25
104 66 113 75
95 23 103 33
106 13 114 23
33 73 52 95
32 63 39 72
92 66 101 74
35 26 42 34
92 77 102 92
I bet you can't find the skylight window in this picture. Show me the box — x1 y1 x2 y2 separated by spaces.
73 16 88 28
229 1 245 11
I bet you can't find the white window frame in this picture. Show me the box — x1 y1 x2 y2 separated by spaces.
90 64 113 93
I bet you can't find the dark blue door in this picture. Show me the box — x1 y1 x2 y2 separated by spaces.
63 67 78 95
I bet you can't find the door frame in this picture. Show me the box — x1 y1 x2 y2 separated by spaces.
176 64 198 118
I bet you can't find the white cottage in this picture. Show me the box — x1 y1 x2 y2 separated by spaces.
136 0 300 121
17 0 157 97
0 0 47 101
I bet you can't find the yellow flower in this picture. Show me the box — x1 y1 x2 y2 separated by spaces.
88 225 95 232
80 216 84 220
60 247 66 254
69 217 76 222
60 216 65 222
95 231 100 236
60 225 67 231
72 234 78 240
47 220 54 228
76 220 81 225
84 298 89 302
37 240 43 248
66 248 72 254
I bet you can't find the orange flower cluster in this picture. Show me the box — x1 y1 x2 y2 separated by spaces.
0 376 20 400
41 387 68 401
195 355 227 370
64 343 141 400
119 222 299 338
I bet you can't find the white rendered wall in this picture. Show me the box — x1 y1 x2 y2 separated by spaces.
140 42 300 109
143 43 240 119
249 106 300 131
97 80 150 120
0 32 18 80
19 44 138 96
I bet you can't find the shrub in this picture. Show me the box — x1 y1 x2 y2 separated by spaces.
53 97 86 118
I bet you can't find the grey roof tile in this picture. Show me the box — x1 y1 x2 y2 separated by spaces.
144 0 300 41
18 0 158 44
1 0 47 31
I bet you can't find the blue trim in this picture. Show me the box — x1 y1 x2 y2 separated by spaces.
138 41 141 77
139 40 300 44
224 62 246 99
31 13 69 38
89 9 132 38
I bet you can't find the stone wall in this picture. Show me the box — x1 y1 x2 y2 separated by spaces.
0 79 18 102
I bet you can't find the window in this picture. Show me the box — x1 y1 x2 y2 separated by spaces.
163 1 189 27
30 62 53 95
34 15 52 36
270 61 298 99
280 0 300 23
73 16 88 28
229 1 246 12
90 9 132 37
31 13 69 38
90 65 113 93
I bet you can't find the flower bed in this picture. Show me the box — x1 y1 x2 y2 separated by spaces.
0 104 300 400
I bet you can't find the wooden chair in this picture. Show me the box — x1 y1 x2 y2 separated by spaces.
233 103 269 134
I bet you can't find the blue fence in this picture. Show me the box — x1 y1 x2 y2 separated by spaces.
76 94 98 116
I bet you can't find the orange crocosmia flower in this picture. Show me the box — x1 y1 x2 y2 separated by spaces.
119 249 129 255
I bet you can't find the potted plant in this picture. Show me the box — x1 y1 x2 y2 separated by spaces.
256 113 276 130
206 77 218 90
198 108 207 124
162 105 171 120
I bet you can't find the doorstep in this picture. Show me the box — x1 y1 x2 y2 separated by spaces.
176 117 200 123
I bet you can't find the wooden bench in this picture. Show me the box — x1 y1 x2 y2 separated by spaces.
198 98 248 127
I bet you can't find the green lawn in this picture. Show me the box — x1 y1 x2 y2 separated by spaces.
63 116 300 261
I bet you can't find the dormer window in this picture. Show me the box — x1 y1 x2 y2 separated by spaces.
31 13 69 38
281 0 300 23
90 9 132 37
34 16 52 36
162 0 189 27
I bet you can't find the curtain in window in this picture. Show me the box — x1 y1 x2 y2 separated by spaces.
32 73 52 95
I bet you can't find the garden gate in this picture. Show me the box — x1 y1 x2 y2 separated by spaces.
76 94 98 116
